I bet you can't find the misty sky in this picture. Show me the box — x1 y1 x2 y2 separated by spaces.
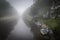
7 0 33 15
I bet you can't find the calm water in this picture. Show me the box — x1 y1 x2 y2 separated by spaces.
7 17 33 40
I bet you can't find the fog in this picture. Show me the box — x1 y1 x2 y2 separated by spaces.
0 0 60 40
6 0 34 40
7 0 33 15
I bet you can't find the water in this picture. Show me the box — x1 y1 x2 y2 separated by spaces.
7 17 33 40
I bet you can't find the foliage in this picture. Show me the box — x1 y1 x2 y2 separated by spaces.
40 18 60 30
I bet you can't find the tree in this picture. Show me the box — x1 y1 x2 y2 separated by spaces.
0 0 18 40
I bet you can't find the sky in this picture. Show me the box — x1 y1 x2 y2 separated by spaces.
6 0 33 15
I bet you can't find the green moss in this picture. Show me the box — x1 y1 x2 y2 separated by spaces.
39 19 59 30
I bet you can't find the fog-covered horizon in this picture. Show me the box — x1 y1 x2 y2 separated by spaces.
6 0 34 15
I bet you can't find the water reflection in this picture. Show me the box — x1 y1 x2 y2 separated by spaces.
8 17 33 40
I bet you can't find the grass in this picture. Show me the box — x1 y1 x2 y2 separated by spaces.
39 18 60 30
